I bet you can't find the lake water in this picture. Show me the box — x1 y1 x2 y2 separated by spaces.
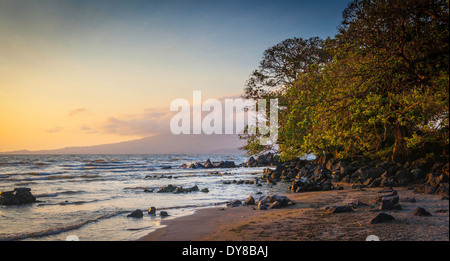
0 154 290 241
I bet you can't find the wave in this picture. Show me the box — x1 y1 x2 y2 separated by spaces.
0 211 129 241
0 201 231 241
58 190 86 195
37 199 105 206
35 193 59 198
34 190 86 198
126 225 154 231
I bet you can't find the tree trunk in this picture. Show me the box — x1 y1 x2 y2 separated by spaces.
392 123 409 162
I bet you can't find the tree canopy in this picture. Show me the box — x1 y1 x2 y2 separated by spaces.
241 0 449 162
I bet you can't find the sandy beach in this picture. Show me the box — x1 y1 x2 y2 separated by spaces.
139 186 449 241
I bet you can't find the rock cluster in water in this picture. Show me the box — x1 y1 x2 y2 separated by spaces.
0 188 37 205
179 153 279 169
258 156 448 198
156 184 208 194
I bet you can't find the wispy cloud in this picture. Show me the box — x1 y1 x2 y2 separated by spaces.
68 108 89 117
98 92 252 137
100 108 174 136
79 124 98 134
46 126 63 133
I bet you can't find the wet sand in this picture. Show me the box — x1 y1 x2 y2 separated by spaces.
138 186 449 241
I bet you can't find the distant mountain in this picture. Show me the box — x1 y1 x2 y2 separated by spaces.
0 133 245 154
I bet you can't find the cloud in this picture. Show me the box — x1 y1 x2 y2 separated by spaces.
46 126 63 133
100 108 175 136
98 92 258 137
79 124 98 134
68 108 89 117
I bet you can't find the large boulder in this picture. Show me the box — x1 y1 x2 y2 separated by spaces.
148 207 156 215
324 205 354 214
369 213 395 224
436 183 449 197
325 158 335 171
269 195 293 207
412 207 432 216
204 159 215 169
411 158 432 171
394 169 414 186
226 200 242 207
157 184 176 193
246 157 256 167
379 201 402 211
414 184 436 194
411 169 426 181
256 155 268 166
0 188 37 205
245 196 255 205
127 209 144 218
258 201 268 210
215 161 236 168
351 167 385 183
181 162 205 169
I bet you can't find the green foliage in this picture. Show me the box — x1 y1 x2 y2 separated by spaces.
240 0 449 161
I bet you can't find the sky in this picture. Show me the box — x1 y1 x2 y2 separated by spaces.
0 0 351 152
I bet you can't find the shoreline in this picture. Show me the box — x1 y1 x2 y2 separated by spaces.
138 185 449 241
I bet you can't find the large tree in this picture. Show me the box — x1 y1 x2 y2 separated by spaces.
329 0 449 161
240 37 330 155
242 0 449 161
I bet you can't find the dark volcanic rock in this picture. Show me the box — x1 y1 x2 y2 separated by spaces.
395 169 414 186
227 200 242 207
204 159 215 169
246 156 256 167
160 211 169 217
369 213 395 224
436 183 449 197
268 201 280 209
215 161 236 168
414 184 436 195
411 169 426 181
325 205 354 214
412 207 432 216
157 184 176 193
148 207 156 215
401 197 417 203
382 195 400 205
254 194 293 210
157 184 202 194
269 195 293 207
245 196 255 205
258 201 268 210
379 201 402 211
127 209 144 218
351 167 385 183
348 200 369 209
0 188 37 206
289 178 334 193
182 162 204 169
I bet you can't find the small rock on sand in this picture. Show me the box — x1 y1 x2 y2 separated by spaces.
227 200 242 207
412 207 432 216
369 213 395 224
325 206 354 214
245 196 255 205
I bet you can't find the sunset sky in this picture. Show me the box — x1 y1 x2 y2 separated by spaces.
0 0 350 152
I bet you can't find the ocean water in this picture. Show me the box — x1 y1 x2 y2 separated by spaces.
0 154 290 241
